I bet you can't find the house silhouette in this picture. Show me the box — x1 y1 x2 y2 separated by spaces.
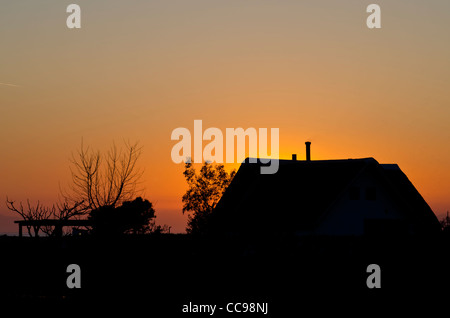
212 144 440 236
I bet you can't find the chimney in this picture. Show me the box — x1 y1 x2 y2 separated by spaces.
305 141 311 161
292 154 297 161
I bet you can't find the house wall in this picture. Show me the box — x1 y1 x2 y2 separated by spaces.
315 168 405 236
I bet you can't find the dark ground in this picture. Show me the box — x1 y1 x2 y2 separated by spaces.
0 233 448 315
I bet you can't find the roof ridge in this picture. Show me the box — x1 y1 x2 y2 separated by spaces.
243 157 378 163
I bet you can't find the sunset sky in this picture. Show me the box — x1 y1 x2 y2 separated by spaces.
1 0 450 233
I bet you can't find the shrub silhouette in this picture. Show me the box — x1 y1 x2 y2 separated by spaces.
89 197 156 236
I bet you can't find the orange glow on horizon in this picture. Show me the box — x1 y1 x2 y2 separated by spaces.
1 1 450 233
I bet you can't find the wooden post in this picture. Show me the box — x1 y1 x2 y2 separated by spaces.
54 223 62 238
18 224 22 238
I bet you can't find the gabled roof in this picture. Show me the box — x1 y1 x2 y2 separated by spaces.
211 158 440 235
379 163 440 232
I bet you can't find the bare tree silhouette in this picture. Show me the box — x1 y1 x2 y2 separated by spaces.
65 140 144 211
6 197 86 236
6 199 53 237
6 140 144 236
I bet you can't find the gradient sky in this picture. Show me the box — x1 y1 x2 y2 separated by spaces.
1 0 450 233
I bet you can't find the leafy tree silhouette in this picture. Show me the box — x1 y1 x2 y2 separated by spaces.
182 160 236 235
440 211 450 233
89 197 163 236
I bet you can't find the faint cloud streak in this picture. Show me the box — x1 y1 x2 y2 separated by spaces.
0 82 20 87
